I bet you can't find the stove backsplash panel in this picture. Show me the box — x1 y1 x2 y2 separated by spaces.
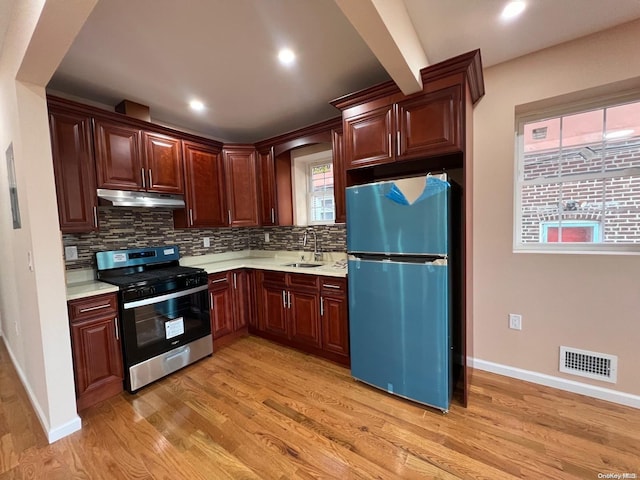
62 208 346 270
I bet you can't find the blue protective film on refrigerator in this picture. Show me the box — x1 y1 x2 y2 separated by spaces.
346 175 450 256
348 258 451 410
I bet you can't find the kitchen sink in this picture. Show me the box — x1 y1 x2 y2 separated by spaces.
283 262 323 268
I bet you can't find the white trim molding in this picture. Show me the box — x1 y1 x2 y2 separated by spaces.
470 357 640 409
2 336 81 443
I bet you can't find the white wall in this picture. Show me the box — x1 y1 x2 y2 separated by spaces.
0 0 97 442
473 19 640 398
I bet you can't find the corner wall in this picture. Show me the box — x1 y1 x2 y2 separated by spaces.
473 19 640 397
0 0 97 441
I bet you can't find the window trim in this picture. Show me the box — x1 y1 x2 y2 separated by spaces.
513 89 640 255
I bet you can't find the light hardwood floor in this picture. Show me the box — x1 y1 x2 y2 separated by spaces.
1 336 639 479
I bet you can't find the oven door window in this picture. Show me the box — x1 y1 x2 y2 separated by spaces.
122 285 210 364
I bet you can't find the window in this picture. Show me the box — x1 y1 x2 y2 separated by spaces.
308 162 335 223
291 144 335 225
515 93 640 253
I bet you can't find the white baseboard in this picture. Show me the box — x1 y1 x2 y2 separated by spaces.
470 357 640 409
47 416 82 443
1 336 81 442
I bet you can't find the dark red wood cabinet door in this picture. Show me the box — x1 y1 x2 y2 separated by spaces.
143 131 184 194
321 294 349 357
223 147 259 227
93 118 143 190
48 108 98 232
396 86 461 160
262 284 288 339
257 148 277 226
70 315 123 410
209 279 234 339
231 270 250 330
343 104 393 169
183 141 227 227
289 289 321 348
331 128 346 224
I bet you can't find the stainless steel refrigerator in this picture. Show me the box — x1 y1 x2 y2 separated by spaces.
346 173 453 411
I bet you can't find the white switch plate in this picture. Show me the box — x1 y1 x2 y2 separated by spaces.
64 246 78 261
203 237 210 248
264 232 270 243
509 313 522 330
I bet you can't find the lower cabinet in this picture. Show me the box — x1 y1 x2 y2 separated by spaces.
254 271 349 365
68 293 123 411
208 269 251 348
320 278 349 357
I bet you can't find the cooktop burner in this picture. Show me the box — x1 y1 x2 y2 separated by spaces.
99 265 204 288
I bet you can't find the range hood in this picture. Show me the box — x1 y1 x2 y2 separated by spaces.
97 189 185 209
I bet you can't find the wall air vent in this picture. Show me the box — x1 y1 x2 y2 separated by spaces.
559 346 617 383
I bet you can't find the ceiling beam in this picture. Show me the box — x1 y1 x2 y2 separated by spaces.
334 0 428 95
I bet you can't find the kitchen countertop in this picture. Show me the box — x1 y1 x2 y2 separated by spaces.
182 250 348 278
66 280 119 301
66 250 347 301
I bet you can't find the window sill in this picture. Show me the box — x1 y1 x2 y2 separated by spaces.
513 244 640 255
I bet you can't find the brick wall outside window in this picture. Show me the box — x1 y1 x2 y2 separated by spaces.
520 139 640 243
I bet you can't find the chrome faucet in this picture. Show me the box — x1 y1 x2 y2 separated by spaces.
302 227 322 261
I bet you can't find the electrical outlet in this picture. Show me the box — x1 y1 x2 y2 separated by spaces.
64 246 78 261
264 232 270 243
509 313 522 330
203 237 210 248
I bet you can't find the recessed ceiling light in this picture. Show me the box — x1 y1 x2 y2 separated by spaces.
501 1 526 21
189 99 205 112
604 129 634 140
278 48 296 66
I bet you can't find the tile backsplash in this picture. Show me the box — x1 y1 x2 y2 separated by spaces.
62 207 346 270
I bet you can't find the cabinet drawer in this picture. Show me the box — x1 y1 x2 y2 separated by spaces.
288 273 319 289
320 277 346 295
68 293 118 322
262 271 287 286
208 272 230 290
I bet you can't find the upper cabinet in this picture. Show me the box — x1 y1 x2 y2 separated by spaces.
256 147 278 226
94 118 143 190
94 117 184 194
395 86 460 161
331 49 484 172
343 104 394 169
223 145 259 227
176 140 226 228
48 102 98 233
143 131 184 194
331 127 346 224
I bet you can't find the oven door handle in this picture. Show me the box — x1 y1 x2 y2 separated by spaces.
123 284 208 309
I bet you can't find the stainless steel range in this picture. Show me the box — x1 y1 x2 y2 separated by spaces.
96 245 211 392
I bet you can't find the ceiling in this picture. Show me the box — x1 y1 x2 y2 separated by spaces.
44 0 640 144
